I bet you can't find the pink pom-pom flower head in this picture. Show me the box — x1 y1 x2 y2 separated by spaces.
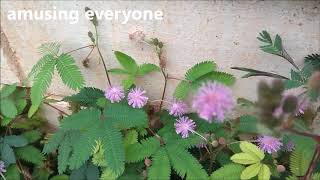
192 82 234 123
169 99 188 117
104 85 125 103
174 116 196 138
127 87 148 108
257 136 282 154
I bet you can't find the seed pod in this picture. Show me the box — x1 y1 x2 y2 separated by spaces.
282 95 298 113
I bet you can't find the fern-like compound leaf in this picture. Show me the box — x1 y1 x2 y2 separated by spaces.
102 121 125 176
58 134 72 174
210 163 244 180
56 53 85 90
195 71 235 87
137 63 160 76
125 137 160 163
290 148 313 176
38 42 61 56
173 81 190 100
27 55 53 81
166 145 208 179
185 61 217 81
43 130 66 154
103 103 148 129
63 87 105 107
29 56 56 117
148 148 171 180
60 108 100 130
15 145 44 165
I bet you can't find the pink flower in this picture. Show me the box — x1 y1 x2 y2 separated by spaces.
174 116 196 138
127 87 148 108
257 136 282 154
169 99 188 117
192 82 234 123
104 85 125 103
285 140 295 152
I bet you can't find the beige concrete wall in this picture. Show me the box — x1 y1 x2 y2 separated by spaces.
1 0 320 102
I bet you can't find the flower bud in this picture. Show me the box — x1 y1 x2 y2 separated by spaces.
218 137 226 145
144 158 152 167
277 165 286 172
211 140 219 147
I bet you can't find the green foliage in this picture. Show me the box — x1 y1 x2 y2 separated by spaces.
231 142 271 180
210 164 245 180
70 162 99 180
15 145 44 165
63 87 105 107
290 148 313 176
257 30 283 55
174 61 235 99
166 145 208 179
56 53 85 90
109 51 160 89
28 43 85 117
125 137 160 163
22 130 41 143
148 148 171 180
4 164 21 180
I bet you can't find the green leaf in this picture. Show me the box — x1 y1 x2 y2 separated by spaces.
58 134 72 174
102 121 125 176
284 79 304 89
60 108 100 130
173 81 191 100
258 164 271 180
108 68 130 75
103 103 148 129
239 141 265 161
4 135 28 147
148 148 171 180
125 137 160 163
27 55 53 81
230 153 261 165
122 76 135 90
167 146 208 179
4 164 21 180
1 98 18 118
50 175 69 180
290 148 313 176
63 87 105 107
210 164 245 180
56 53 85 90
22 130 41 143
38 42 61 56
195 71 235 86
1 143 16 165
123 130 138 148
29 55 56 117
274 35 283 51
240 163 261 180
43 130 66 154
114 51 138 74
185 61 217 81
15 145 44 165
137 63 160 76
32 167 51 180
0 83 17 99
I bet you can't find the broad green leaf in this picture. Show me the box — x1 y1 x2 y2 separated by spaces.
4 135 28 147
1 117 12 126
108 68 130 74
22 130 41 143
114 51 138 74
4 164 20 180
0 98 18 118
0 83 17 99
50 175 69 180
258 164 271 180
15 145 44 165
1 144 16 165
240 163 262 180
239 141 265 160
230 153 260 165
122 76 135 90
137 63 160 76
